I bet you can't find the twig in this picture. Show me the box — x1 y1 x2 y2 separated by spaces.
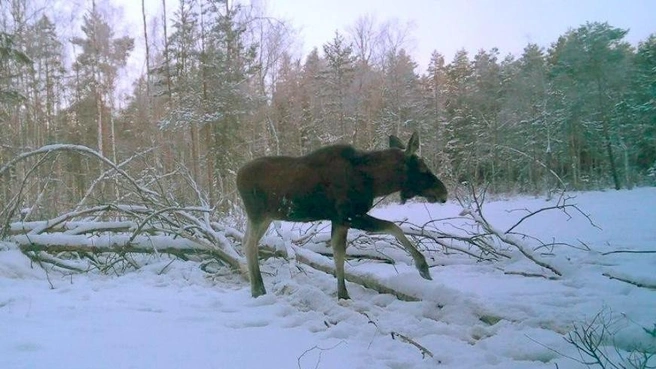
564 309 624 369
390 332 434 359
500 269 558 280
25 249 56 289
401 225 507 261
74 148 155 211
495 144 567 189
0 153 52 238
297 341 345 369
359 311 436 360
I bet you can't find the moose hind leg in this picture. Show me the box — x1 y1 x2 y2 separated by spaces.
331 223 350 300
350 215 432 280
243 219 271 297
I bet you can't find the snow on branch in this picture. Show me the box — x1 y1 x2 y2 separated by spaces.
353 184 588 278
454 183 564 276
460 206 562 276
1 145 160 238
0 144 159 198
3 144 246 274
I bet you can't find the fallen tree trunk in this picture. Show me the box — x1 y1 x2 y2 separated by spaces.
9 220 146 236
18 241 228 262
12 229 422 301
12 232 244 272
287 245 421 302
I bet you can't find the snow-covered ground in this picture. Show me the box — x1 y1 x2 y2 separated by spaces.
1 188 655 369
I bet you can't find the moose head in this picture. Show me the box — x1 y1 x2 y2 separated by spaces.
389 133 448 204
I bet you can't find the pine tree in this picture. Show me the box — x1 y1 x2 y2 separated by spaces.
379 49 421 141
549 22 631 189
471 48 503 189
443 49 475 181
298 48 326 152
630 34 656 178
501 44 556 192
70 4 134 158
198 0 259 203
25 15 65 146
321 30 356 142
420 51 449 175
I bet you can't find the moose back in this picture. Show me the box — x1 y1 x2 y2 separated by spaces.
237 132 447 299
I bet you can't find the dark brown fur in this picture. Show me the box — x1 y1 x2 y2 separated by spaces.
237 132 447 299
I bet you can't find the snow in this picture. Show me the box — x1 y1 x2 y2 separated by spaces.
2 188 656 368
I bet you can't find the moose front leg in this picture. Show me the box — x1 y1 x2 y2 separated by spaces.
331 222 350 299
243 219 271 297
350 214 432 280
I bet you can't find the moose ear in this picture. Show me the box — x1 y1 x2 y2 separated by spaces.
389 135 405 150
405 132 419 156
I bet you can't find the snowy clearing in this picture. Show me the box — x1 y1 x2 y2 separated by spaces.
1 188 655 369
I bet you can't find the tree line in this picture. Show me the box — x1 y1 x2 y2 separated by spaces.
1 0 655 219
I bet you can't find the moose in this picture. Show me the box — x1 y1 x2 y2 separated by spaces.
236 132 448 299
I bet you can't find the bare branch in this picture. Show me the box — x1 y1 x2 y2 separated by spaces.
297 341 345 369
0 144 161 201
601 250 656 256
505 192 600 234
74 148 155 211
461 207 562 276
602 273 656 291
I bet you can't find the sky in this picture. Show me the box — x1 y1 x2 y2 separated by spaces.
263 0 656 69
105 0 656 84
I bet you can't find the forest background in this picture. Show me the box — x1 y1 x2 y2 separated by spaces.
1 0 655 219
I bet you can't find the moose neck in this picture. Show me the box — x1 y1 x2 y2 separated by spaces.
359 149 407 198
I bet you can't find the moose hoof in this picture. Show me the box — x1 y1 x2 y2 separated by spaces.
417 262 432 281
337 285 351 300
251 285 267 298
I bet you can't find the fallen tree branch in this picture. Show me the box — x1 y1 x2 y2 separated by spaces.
73 148 155 211
287 245 421 302
12 227 423 301
601 250 656 256
400 223 509 261
11 207 244 272
451 183 565 277
0 144 160 200
602 272 656 291
500 269 558 280
9 220 140 235
23 250 88 273
18 241 214 259
461 208 562 277
505 191 600 233
14 234 233 264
